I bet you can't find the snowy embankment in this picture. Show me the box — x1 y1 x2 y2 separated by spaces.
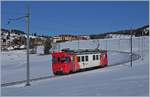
1 36 149 96
1 50 52 83
1 50 129 83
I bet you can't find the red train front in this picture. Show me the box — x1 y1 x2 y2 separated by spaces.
52 51 80 75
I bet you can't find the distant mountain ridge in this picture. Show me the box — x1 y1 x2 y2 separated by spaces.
90 25 149 39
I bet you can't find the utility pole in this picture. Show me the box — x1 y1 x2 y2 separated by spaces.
7 5 31 86
78 32 79 50
141 30 144 60
118 36 121 51
130 29 133 67
25 5 30 86
106 39 107 50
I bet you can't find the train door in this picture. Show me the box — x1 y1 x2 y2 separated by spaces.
90 54 100 67
87 54 96 68
77 55 89 69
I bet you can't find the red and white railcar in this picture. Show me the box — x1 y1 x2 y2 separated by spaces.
52 49 108 75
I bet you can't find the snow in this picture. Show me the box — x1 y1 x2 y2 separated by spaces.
36 46 44 54
1 36 149 96
23 34 37 38
20 45 26 49
1 50 52 83
7 47 14 50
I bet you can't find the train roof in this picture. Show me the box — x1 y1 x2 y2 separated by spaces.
61 49 107 55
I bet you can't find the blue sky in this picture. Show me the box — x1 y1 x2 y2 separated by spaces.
1 1 149 36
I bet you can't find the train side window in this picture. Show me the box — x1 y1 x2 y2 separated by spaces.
66 57 71 63
78 56 80 62
96 55 99 60
82 56 84 62
93 55 95 60
85 56 88 61
72 56 75 61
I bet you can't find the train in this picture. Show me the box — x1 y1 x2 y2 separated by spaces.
52 49 108 75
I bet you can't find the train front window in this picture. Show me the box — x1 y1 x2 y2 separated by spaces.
60 57 70 63
53 57 70 63
60 58 66 63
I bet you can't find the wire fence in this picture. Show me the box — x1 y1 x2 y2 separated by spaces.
58 36 149 58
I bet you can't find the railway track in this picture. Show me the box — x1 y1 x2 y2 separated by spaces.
1 75 56 87
1 52 140 87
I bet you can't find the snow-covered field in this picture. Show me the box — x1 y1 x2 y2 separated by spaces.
1 36 149 96
1 50 52 83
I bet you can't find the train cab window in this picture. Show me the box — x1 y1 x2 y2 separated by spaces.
96 55 99 60
85 56 88 61
78 56 80 62
53 57 70 63
93 55 95 60
60 57 66 63
60 57 70 63
82 56 84 62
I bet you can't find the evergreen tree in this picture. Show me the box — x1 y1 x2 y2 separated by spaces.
34 33 37 36
44 38 52 54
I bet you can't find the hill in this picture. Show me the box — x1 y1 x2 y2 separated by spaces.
1 29 46 51
90 25 149 39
